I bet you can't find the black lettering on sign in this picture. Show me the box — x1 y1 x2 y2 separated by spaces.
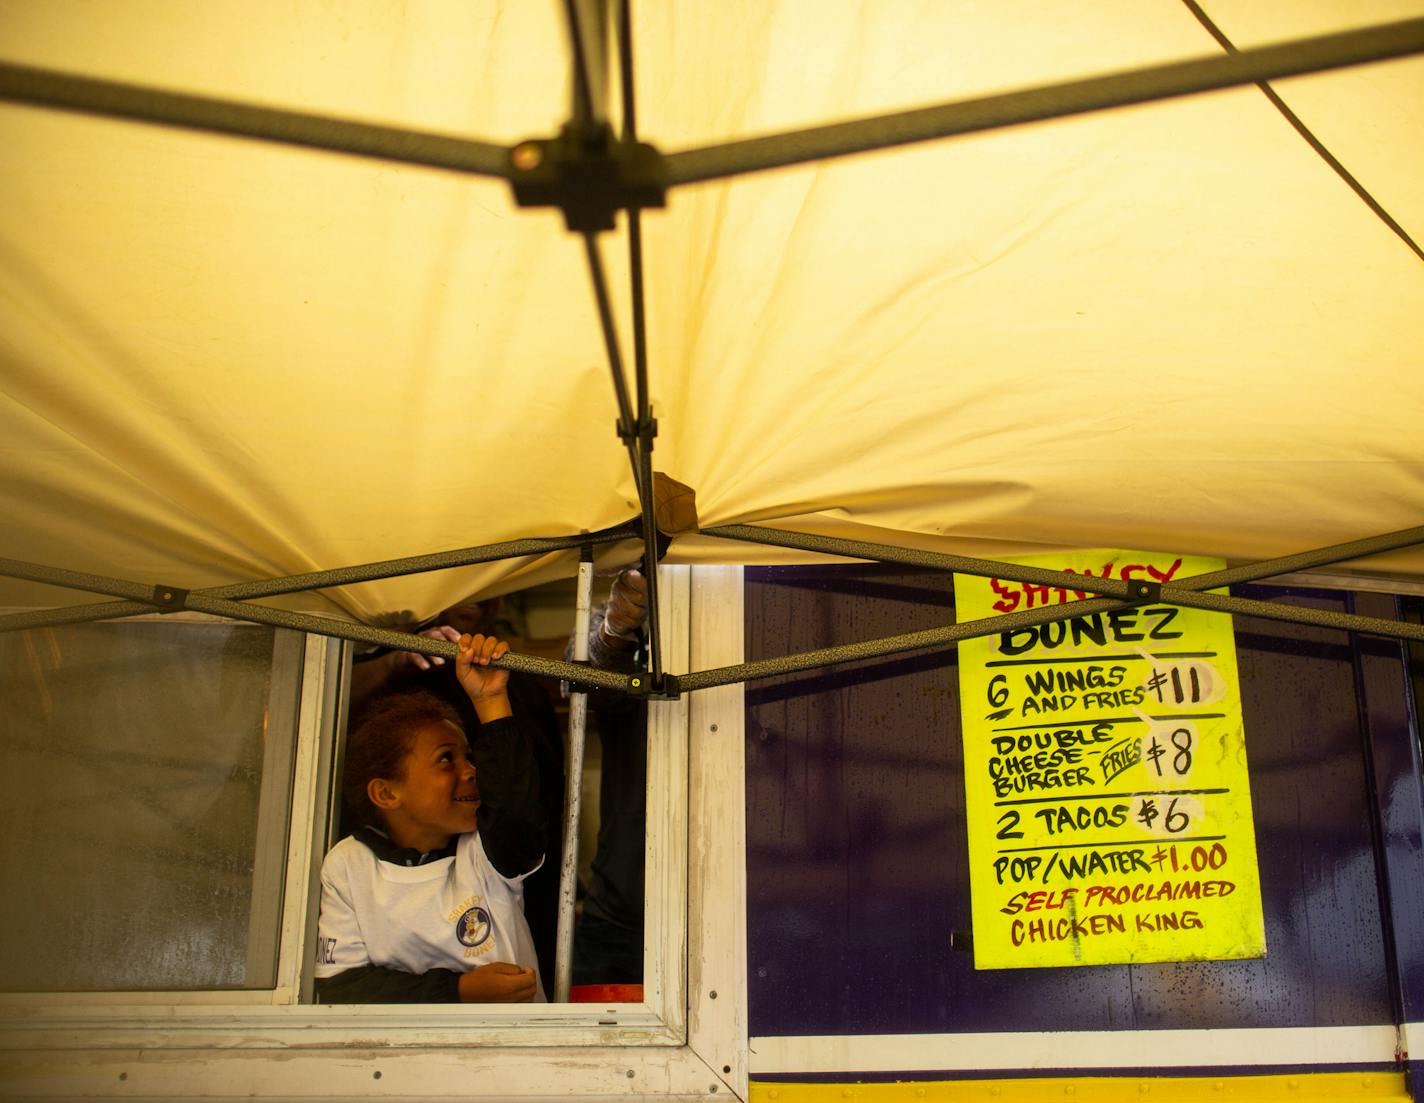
1133 909 1204 933
1033 802 1130 836
1100 737 1141 783
996 810 1023 840
1143 606 1184 640
1009 913 1128 946
999 609 1185 655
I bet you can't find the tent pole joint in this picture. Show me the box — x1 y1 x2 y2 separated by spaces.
620 668 680 700
508 123 667 233
150 584 190 612
641 671 680 700
1127 580 1162 603
616 408 657 449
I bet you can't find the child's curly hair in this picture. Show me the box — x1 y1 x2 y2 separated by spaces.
342 691 464 831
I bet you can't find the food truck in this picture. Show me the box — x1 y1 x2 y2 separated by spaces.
1 3 1422 1099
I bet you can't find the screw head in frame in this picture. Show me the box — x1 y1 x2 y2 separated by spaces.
511 142 543 171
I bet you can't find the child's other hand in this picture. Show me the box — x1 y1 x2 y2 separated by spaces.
458 961 537 1003
457 634 513 722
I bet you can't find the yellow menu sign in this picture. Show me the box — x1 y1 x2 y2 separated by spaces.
954 550 1265 970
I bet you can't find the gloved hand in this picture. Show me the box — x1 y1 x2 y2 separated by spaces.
602 568 648 640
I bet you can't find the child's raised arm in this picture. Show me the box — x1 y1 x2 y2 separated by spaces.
455 633 512 722
456 633 545 880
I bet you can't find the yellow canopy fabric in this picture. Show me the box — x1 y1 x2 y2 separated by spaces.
1 1 1421 622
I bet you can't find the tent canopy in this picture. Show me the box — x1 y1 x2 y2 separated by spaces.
2 0 1422 625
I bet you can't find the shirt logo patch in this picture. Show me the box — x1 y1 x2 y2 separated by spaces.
456 905 492 948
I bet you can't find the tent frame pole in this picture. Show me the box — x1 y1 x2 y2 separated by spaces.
564 0 611 136
1 4 1421 691
618 0 664 686
0 551 632 691
580 230 646 501
660 16 1424 187
676 583 1424 695
704 523 1424 638
705 523 1424 599
0 526 643 692
661 524 1424 693
0 60 512 179
569 0 666 685
3 525 1421 693
5 519 1424 692
0 525 638 610
4 20 1422 220
554 549 596 1001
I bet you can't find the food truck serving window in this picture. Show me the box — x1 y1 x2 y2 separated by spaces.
0 570 706 1055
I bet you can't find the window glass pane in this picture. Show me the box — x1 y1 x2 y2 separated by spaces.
0 622 299 992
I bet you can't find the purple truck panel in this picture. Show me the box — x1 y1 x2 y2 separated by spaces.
744 567 1410 1042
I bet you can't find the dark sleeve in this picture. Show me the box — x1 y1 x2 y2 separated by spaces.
564 609 644 711
508 673 566 858
582 698 648 930
315 964 461 1004
586 610 642 673
574 612 649 931
472 714 546 879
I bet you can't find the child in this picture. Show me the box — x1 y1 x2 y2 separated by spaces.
315 634 547 1003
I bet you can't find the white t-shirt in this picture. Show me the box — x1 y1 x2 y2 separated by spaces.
315 830 546 1002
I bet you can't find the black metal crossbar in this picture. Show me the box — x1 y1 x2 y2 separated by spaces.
696 523 1424 662
677 523 1424 693
617 0 664 684
0 60 512 179
0 525 639 633
3 9 1422 699
0 556 631 692
662 17 1424 187
705 523 1424 598
5 19 1420 216
678 585 1424 695
3 518 1421 697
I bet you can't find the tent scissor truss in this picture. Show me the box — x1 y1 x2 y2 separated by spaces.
2 521 1422 699
1 0 1422 696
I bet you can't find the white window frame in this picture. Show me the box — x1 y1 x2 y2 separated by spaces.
0 566 750 1100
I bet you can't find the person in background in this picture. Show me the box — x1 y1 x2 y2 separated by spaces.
316 634 544 1003
572 568 649 986
348 598 565 991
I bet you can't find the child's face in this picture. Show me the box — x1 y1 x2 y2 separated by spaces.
377 720 480 852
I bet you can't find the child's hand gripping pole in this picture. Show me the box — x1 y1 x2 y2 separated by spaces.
456 633 512 723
